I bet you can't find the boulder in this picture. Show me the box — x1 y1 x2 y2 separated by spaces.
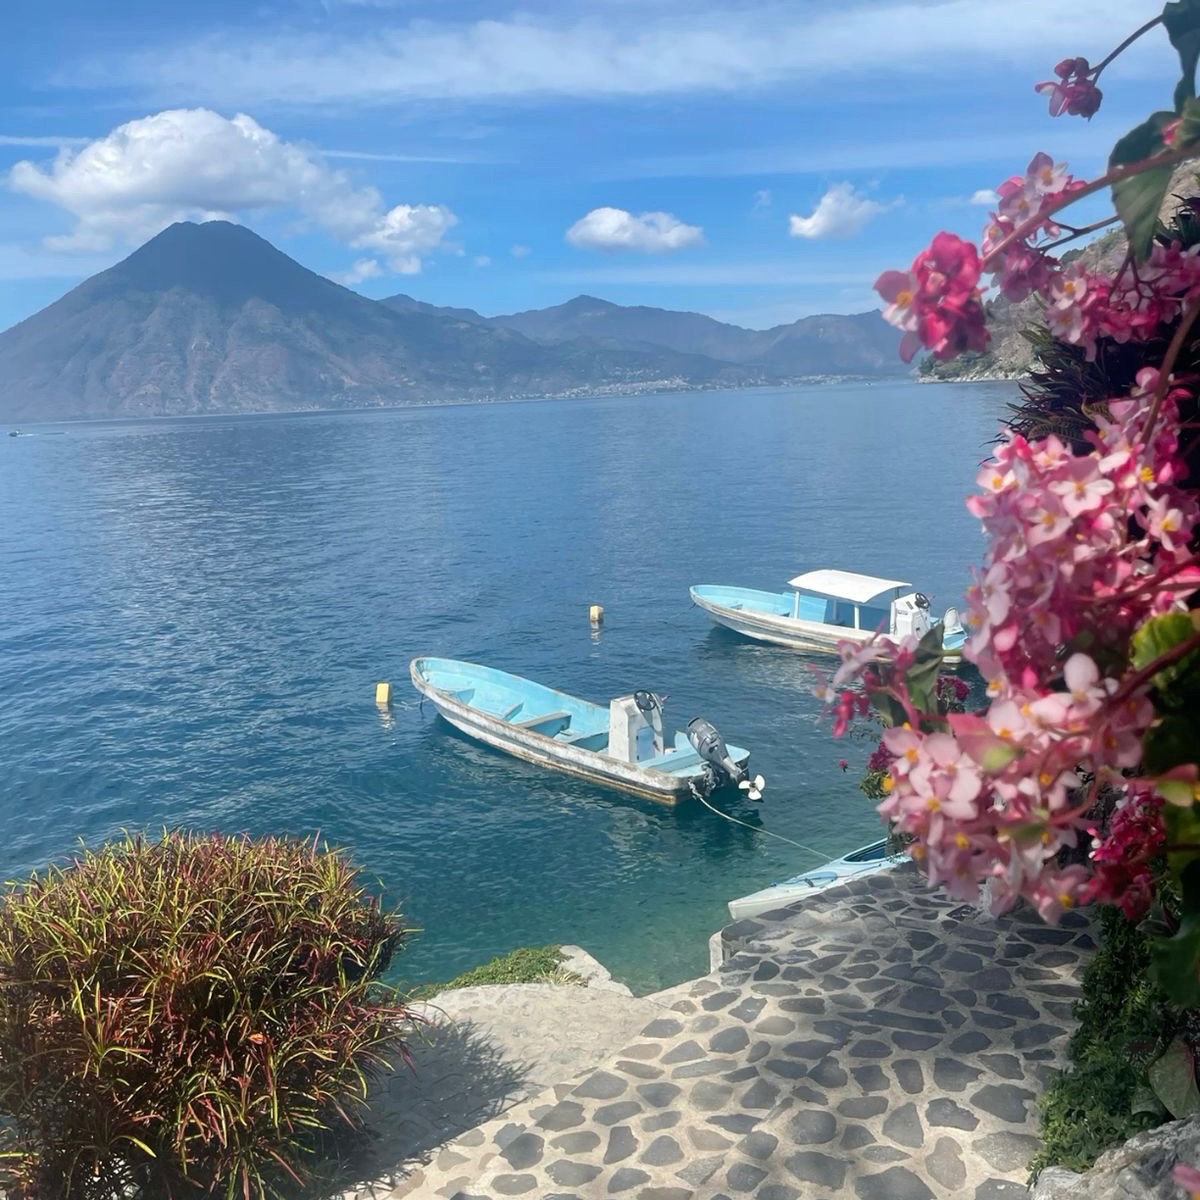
1030 1118 1200 1199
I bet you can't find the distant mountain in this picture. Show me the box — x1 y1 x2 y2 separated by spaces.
380 293 491 326
0 223 774 421
0 221 904 422
485 295 907 377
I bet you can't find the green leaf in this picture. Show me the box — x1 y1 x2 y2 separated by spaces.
905 624 945 714
1165 0 1200 110
1178 95 1200 144
1130 612 1200 707
1151 913 1200 1005
1148 1037 1200 1117
869 690 907 729
1130 1081 1170 1119
1110 113 1177 260
1162 804 1200 891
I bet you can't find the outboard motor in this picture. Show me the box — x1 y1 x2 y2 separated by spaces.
687 717 765 801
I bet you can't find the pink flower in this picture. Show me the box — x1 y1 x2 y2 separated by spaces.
875 269 923 363
1173 1163 1200 1198
833 637 894 689
1035 58 1102 118
1048 458 1115 518
876 233 988 363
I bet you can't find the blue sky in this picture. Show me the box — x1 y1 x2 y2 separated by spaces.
0 0 1177 332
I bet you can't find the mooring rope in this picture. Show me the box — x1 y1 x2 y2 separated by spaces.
692 786 829 860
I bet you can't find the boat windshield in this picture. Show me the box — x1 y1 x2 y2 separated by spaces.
843 841 889 863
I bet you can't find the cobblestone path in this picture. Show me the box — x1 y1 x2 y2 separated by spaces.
374 866 1095 1200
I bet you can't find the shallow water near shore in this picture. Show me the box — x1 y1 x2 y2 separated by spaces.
0 381 1014 993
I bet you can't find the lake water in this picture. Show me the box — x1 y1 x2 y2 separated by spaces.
0 380 1016 994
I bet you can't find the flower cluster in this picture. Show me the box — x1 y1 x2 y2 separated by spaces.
843 21 1200 954
1083 788 1165 919
963 385 1200 684
880 145 1200 362
875 233 988 362
825 365 1199 916
1035 57 1103 119
1043 242 1200 357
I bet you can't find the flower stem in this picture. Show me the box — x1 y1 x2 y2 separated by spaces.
1042 215 1122 252
1114 629 1200 702
1140 298 1200 444
982 145 1200 271
1092 16 1164 79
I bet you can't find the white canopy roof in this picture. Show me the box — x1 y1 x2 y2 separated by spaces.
787 569 911 604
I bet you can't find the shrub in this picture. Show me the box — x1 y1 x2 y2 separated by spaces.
1030 906 1176 1177
0 832 412 1200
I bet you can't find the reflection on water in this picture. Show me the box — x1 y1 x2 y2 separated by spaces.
0 382 1017 993
695 626 830 693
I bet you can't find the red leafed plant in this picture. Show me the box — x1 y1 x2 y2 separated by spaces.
0 831 413 1200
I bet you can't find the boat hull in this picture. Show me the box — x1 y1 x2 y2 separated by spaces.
727 839 907 921
692 587 965 664
410 658 750 804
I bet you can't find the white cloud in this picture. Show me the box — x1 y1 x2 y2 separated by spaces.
335 257 385 285
970 187 1000 205
347 202 457 273
752 188 772 210
511 243 532 257
474 254 492 267
566 207 704 254
75 1 1142 107
787 183 888 240
7 108 456 273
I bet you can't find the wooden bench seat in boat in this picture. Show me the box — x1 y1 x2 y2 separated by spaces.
513 710 572 732
636 748 704 774
558 729 608 750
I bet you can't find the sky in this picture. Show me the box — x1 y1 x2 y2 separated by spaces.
0 0 1179 332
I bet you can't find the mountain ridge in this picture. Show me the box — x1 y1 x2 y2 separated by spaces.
383 290 907 378
0 221 904 422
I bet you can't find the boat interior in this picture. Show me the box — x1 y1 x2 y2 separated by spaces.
414 658 718 776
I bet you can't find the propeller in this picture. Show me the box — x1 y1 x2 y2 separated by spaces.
738 774 766 802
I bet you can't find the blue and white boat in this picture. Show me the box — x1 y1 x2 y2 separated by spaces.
410 657 763 804
727 837 907 921
691 569 968 664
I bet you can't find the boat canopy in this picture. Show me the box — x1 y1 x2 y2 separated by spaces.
786 569 912 605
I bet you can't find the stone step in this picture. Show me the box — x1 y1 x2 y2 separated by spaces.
327 977 669 1200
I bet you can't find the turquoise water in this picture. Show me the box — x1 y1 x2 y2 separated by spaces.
0 381 1013 994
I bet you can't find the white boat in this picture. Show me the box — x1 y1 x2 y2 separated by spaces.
410 657 763 804
727 837 907 921
691 569 968 664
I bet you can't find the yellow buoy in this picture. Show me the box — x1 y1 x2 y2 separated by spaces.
589 604 604 625
375 681 392 706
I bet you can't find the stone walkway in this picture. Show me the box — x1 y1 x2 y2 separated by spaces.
351 865 1096 1199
